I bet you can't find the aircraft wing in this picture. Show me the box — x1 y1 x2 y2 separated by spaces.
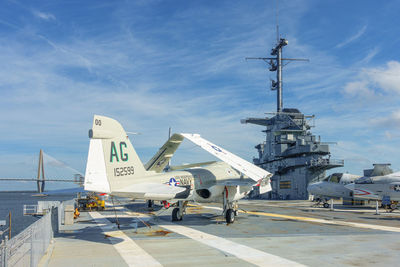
214 178 272 193
180 133 272 182
112 182 187 200
144 133 184 173
213 177 259 186
169 161 217 171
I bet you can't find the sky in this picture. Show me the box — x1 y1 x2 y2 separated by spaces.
0 0 400 190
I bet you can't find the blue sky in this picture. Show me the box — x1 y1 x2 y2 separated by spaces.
0 0 399 189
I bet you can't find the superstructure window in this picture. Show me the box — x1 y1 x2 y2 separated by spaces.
280 180 291 189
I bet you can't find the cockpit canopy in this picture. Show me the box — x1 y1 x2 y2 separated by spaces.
355 176 373 184
323 173 343 183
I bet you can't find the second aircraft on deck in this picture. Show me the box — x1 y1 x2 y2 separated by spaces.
308 168 400 210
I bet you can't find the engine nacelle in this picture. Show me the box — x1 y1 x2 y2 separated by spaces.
195 189 211 199
193 185 252 203
194 185 224 203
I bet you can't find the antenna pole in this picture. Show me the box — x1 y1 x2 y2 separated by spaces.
270 38 288 112
245 0 309 113
275 0 282 112
276 0 279 42
245 43 308 113
276 42 283 112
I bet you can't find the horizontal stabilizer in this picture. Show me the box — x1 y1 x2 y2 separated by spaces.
180 133 272 182
113 183 187 200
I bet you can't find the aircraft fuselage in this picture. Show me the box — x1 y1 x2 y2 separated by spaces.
111 161 254 203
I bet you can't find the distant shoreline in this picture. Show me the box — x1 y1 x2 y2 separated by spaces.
0 191 38 193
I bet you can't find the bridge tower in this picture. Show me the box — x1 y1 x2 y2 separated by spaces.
36 149 45 193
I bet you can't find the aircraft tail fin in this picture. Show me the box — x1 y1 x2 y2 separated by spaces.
84 115 146 193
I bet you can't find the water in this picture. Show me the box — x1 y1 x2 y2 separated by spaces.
0 180 78 191
0 192 76 238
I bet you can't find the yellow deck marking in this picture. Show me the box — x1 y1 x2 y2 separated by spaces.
199 205 400 233
239 210 400 232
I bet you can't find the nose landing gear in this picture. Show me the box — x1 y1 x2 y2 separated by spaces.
172 200 188 221
223 186 238 224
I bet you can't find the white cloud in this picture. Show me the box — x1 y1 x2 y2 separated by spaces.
32 10 56 21
336 25 367 48
343 80 376 99
370 61 400 93
342 61 400 101
0 30 269 174
370 109 400 129
360 47 380 64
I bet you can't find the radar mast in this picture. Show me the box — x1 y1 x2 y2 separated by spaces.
246 36 308 112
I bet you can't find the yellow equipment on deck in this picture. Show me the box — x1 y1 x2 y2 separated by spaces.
77 193 105 211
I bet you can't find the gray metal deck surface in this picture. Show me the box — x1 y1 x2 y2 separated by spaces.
39 200 400 266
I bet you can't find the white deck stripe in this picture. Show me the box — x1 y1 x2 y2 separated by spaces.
90 211 162 267
158 222 305 267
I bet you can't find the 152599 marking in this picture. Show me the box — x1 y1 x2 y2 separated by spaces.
114 166 135 177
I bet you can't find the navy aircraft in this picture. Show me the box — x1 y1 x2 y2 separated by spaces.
307 173 360 207
84 115 272 223
346 171 400 210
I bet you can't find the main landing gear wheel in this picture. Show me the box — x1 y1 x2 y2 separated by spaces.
172 207 182 221
226 209 235 224
323 203 329 208
171 201 187 221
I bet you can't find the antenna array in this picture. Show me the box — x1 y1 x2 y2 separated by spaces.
246 2 309 112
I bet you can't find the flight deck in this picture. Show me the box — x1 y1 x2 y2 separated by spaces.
39 199 400 267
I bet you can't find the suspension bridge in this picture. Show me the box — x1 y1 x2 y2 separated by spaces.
0 149 84 193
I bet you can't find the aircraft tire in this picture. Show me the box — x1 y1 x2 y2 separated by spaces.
323 203 329 208
172 208 182 221
226 209 235 224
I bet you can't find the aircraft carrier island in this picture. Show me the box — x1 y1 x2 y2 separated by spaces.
242 37 344 200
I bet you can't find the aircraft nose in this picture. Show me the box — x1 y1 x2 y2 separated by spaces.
307 183 320 194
